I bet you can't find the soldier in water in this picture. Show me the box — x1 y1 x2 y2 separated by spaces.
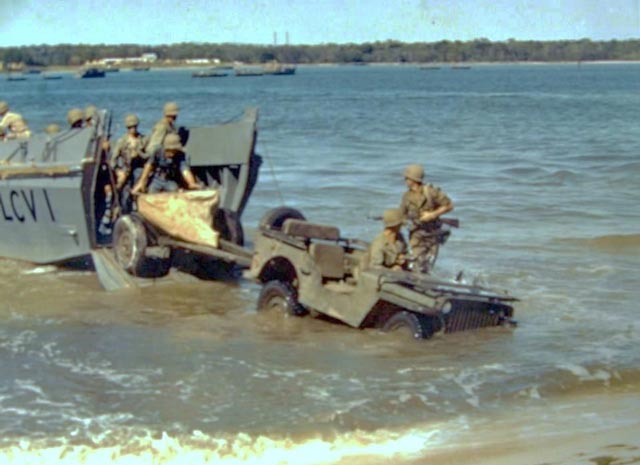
368 208 408 270
400 164 454 272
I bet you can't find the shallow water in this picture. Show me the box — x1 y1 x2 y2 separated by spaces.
0 64 639 463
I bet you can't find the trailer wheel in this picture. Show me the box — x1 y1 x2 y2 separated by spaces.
381 311 434 339
257 281 307 317
259 207 306 232
214 208 244 246
113 215 148 276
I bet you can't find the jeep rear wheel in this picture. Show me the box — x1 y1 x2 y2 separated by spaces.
381 311 434 339
257 281 307 317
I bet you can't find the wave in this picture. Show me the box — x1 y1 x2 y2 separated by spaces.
554 233 640 253
0 427 444 465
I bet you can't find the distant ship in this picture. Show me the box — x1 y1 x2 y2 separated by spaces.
77 68 106 78
263 62 296 75
234 66 264 77
132 66 150 72
192 69 228 78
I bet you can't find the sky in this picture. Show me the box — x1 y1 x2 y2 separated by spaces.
0 0 638 47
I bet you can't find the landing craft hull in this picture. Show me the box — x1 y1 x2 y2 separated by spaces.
0 108 261 266
0 174 93 264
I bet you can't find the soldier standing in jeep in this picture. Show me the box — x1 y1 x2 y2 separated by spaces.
400 164 454 272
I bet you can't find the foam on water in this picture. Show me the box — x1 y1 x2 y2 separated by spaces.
0 427 445 465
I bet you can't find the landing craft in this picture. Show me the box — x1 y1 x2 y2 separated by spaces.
0 108 261 286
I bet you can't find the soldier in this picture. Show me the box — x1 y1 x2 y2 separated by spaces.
67 108 84 128
400 164 454 272
132 133 200 194
0 101 22 139
368 208 408 270
145 101 179 156
111 114 148 212
84 105 99 127
44 123 61 135
5 118 31 139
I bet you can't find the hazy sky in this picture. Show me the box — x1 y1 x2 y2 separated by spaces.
1 0 638 46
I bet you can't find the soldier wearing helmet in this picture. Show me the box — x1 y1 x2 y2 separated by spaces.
145 101 179 156
84 105 99 127
67 108 85 128
5 118 31 140
132 133 201 194
367 208 408 270
0 101 23 139
400 164 454 272
111 113 149 212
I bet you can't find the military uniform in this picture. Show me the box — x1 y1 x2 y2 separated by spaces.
146 102 179 156
146 149 191 193
0 112 22 137
400 183 452 263
111 132 148 212
369 231 408 269
146 119 177 156
111 132 148 180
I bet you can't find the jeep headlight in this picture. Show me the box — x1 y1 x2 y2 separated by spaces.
441 301 453 314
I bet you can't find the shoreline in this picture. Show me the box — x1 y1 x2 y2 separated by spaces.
12 59 640 74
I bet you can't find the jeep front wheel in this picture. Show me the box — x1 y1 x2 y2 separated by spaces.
381 311 434 339
257 281 307 317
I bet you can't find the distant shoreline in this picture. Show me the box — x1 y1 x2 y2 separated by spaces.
27 59 640 73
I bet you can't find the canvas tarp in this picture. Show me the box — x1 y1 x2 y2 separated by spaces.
137 190 220 248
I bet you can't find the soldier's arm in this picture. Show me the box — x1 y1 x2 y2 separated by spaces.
131 160 154 194
419 188 454 223
369 240 386 269
145 124 165 157
110 137 124 169
179 155 202 189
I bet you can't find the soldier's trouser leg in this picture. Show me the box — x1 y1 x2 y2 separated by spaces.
148 178 179 194
410 231 438 273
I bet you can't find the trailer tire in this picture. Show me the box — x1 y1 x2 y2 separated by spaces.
113 215 148 276
214 208 244 246
381 311 434 340
257 281 307 317
259 207 306 232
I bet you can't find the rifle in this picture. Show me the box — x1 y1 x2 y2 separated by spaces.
368 214 460 229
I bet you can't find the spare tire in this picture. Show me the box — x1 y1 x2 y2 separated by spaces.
259 207 306 232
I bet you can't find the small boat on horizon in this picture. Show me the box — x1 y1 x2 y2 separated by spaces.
77 67 106 78
234 66 264 77
192 69 228 78
263 62 296 75
132 66 150 72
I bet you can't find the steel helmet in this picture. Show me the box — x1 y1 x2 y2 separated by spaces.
163 133 183 151
163 101 179 116
124 114 139 127
84 105 98 120
67 108 84 126
45 123 61 135
383 208 404 228
404 164 424 182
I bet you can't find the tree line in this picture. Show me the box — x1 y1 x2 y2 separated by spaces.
2 38 640 67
